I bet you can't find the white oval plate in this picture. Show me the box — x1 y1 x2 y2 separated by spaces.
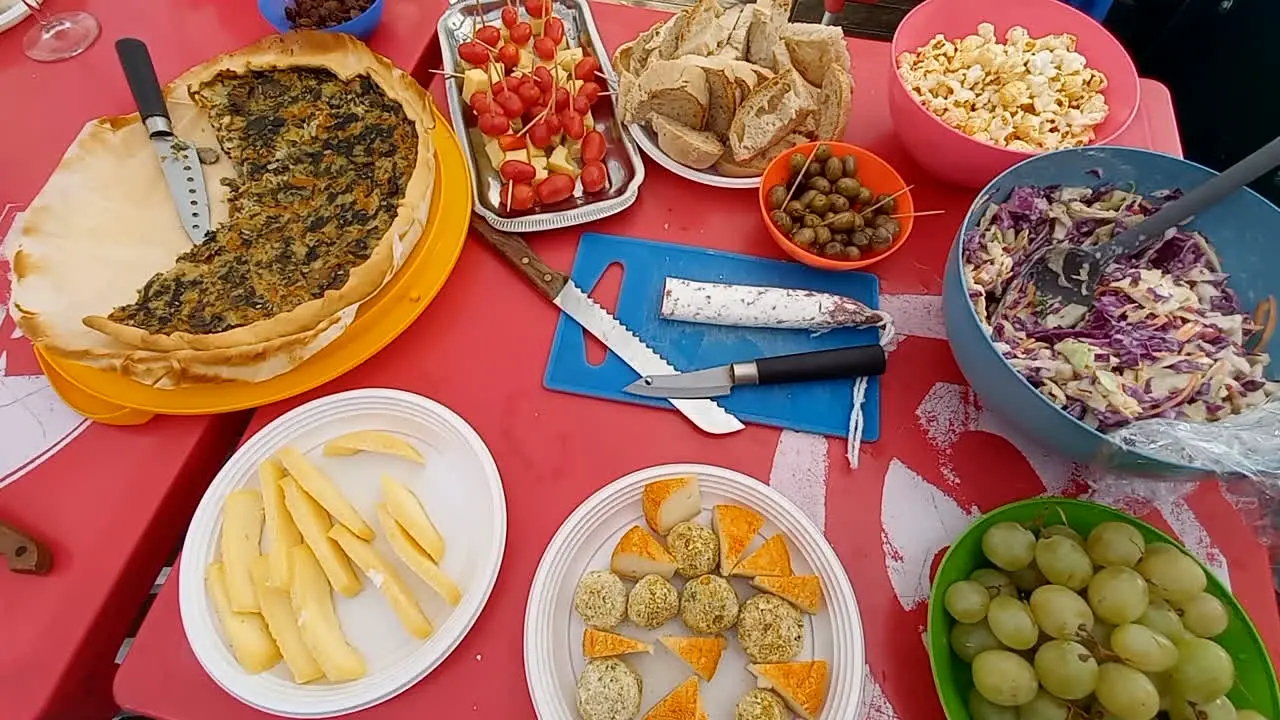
524 463 864 719
179 388 507 718
1 0 33 34
627 124 762 190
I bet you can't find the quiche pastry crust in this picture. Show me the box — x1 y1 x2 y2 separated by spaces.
8 32 436 387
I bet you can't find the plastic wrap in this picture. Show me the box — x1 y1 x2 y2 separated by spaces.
1109 396 1280 480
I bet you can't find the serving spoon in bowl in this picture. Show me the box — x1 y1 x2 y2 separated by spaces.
999 135 1280 327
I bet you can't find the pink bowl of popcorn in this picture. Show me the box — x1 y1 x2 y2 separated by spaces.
888 0 1140 188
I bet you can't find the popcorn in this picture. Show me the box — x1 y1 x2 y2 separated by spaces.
896 23 1111 151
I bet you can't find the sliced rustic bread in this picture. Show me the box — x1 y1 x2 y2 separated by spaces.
617 69 642 124
716 4 755 60
713 132 807 177
728 69 813 161
745 0 792 69
612 40 637 77
652 115 725 170
674 0 726 57
653 9 692 64
780 23 850 88
634 60 710 129
680 57 760 138
628 18 671 73
816 63 852 141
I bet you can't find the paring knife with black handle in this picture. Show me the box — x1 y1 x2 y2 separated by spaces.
624 345 887 399
116 37 212 245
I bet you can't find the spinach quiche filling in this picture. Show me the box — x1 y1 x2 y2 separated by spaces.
108 67 417 336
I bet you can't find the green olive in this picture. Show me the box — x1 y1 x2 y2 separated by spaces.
813 144 832 163
828 211 856 232
856 186 874 205
828 194 850 214
800 213 821 228
882 218 902 236
832 232 849 245
770 210 793 233
797 189 819 208
813 226 832 246
850 211 865 230
787 152 807 175
842 155 857 177
766 185 788 210
822 211 835 222
805 162 824 179
851 229 872 247
820 241 843 258
809 194 831 215
875 194 897 212
872 226 893 246
824 157 843 183
806 176 832 194
784 200 806 217
834 177 858 199
791 227 817 249
873 213 893 228
843 245 863 261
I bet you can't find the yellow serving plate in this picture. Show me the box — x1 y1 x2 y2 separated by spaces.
38 106 471 425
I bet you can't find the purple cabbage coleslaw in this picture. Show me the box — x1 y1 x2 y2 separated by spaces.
963 184 1278 431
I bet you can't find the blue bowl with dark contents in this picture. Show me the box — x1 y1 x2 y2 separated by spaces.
257 0 384 40
943 146 1279 476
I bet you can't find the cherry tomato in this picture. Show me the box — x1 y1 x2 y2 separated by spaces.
581 130 606 163
501 5 519 28
527 120 555 149
536 173 576 204
458 41 490 65
572 94 590 115
543 17 565 45
497 42 520 69
533 36 557 61
574 56 600 82
580 161 607 193
553 87 570 111
503 181 537 211
516 82 542 106
532 65 554 94
510 21 533 46
544 111 562 135
502 75 523 93
476 25 502 48
494 90 525 117
524 102 545 122
478 113 509 137
498 134 527 151
469 91 494 115
560 109 585 140
577 81 601 106
500 160 537 183
524 0 549 19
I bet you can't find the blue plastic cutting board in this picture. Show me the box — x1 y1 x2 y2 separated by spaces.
544 233 881 440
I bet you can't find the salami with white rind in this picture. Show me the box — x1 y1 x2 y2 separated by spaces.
659 278 889 330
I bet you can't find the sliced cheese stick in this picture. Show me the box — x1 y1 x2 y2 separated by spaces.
276 446 373 540
220 489 264 613
381 475 445 563
259 458 302 589
207 561 281 674
280 476 362 598
289 545 366 682
377 504 462 606
322 430 424 464
250 555 323 683
329 525 434 640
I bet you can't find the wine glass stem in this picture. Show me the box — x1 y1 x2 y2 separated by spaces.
21 0 51 25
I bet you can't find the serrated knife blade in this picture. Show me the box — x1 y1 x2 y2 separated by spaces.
471 217 744 435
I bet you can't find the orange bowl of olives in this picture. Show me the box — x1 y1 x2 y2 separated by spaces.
759 141 914 270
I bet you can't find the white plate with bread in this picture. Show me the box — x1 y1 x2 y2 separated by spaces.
178 388 506 718
523 463 865 720
613 0 854 189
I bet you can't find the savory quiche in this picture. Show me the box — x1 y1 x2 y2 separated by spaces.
7 32 436 387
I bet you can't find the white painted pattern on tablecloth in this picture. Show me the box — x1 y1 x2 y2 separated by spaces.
769 430 829 533
882 458 979 611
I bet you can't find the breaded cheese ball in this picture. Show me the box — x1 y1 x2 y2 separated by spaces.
574 570 628 630
666 521 719 578
681 574 740 633
737 593 805 663
627 573 679 629
576 658 642 720
736 689 789 720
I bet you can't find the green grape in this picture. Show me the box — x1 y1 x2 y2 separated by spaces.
973 649 1039 707
1096 662 1161 720
1087 566 1150 625
951 620 1004 663
1041 524 1085 545
1090 701 1124 720
970 688 1020 720
1169 636 1235 703
1086 522 1146 568
1017 689 1072 720
1029 584 1094 640
1136 543 1206 603
1093 619 1116 651
1033 639 1098 700
1010 562 1050 593
1036 536 1095 590
1238 711 1271 720
946 580 993 623
1138 599 1191 642
1176 592 1229 638
984 522 1038 572
1169 694 1238 720
972 568 1019 599
1111 623 1179 673
1148 671 1172 711
988 595 1040 650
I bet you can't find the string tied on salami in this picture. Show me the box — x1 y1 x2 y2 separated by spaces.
660 278 894 469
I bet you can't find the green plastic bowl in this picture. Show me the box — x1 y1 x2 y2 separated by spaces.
927 497 1280 719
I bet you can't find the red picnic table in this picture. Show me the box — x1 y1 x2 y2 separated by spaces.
0 1 444 718
112 2 1280 719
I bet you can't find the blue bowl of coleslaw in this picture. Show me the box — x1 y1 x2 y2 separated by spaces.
943 146 1279 476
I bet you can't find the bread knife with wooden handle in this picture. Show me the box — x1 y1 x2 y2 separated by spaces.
0 521 52 575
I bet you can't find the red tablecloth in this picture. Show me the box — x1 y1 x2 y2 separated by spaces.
114 3 1280 719
0 2 442 718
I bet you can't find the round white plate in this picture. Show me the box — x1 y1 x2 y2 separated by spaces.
179 388 507 718
627 124 762 190
1 0 33 34
524 463 864 719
